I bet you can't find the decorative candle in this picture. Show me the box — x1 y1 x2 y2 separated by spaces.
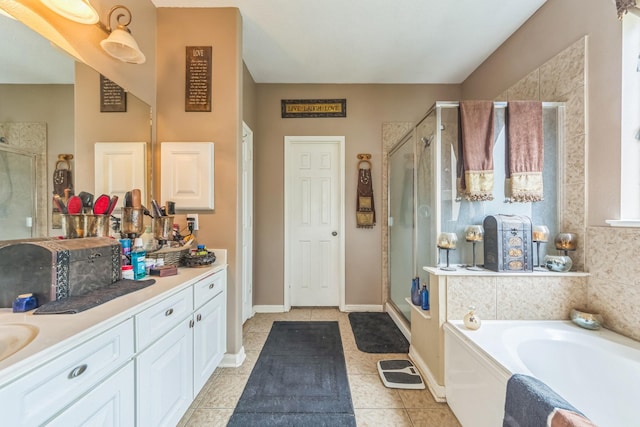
437 232 458 249
532 225 549 242
464 225 484 242
554 232 577 251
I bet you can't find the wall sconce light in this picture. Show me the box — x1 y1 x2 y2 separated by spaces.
40 0 99 24
98 5 145 64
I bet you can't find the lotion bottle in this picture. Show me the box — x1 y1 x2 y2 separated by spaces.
463 306 481 330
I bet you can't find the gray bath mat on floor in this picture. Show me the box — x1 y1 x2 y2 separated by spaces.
348 312 409 353
227 321 356 427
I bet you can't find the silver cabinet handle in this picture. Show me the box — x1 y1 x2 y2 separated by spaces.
68 364 88 379
332 231 338 236
189 319 195 328
196 313 202 322
209 283 214 289
165 308 174 316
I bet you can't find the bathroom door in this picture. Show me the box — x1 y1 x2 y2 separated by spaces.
284 136 345 309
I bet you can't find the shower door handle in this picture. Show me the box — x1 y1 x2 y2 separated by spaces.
332 231 338 236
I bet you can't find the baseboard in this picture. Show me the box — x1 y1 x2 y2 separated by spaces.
343 304 384 312
409 346 446 402
385 302 411 342
220 346 246 368
253 305 287 313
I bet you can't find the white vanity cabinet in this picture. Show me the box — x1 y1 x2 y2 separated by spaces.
0 319 134 427
137 269 227 427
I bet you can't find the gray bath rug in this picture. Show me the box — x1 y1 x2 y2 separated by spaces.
227 321 356 427
348 312 410 353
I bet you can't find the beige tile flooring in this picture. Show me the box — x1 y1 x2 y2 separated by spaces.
178 308 461 427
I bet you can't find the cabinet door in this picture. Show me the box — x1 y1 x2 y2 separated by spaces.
193 289 226 395
94 142 147 204
161 142 214 210
45 362 134 427
137 320 194 427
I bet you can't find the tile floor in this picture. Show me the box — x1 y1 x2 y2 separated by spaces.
178 308 462 427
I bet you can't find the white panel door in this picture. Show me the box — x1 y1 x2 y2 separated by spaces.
161 142 214 210
94 142 146 202
285 136 344 308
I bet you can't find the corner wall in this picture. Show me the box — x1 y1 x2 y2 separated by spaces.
156 8 243 354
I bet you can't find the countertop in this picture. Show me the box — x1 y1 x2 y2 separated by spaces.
0 249 227 385
423 266 589 277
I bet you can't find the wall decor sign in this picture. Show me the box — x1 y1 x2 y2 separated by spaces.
281 98 347 118
185 46 212 112
100 74 127 112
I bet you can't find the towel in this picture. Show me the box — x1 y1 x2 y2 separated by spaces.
356 160 376 228
616 0 637 19
34 278 156 314
506 101 544 202
503 374 596 427
458 101 495 201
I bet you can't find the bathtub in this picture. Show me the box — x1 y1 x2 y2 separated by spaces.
444 320 640 427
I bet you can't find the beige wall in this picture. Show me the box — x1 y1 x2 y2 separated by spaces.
253 84 460 306
462 0 640 340
462 0 621 226
74 63 152 201
156 8 243 353
0 84 74 235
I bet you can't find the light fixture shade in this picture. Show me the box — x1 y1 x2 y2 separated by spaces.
40 0 99 24
100 28 146 64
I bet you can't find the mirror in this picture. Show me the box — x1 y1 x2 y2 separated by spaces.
0 13 152 241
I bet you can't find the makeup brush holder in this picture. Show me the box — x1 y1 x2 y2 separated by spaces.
121 207 144 238
153 216 175 243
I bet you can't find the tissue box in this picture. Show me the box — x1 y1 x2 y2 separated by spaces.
0 237 121 308
483 214 533 272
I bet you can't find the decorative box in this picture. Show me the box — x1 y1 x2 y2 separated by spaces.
0 237 121 308
483 214 533 272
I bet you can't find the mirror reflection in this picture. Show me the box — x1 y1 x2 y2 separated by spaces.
0 13 152 242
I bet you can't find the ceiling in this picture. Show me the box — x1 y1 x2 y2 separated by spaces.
151 0 548 84
1 0 548 85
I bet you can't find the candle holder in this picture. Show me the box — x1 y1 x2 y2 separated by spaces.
554 232 577 256
464 225 484 271
532 225 549 271
437 232 458 271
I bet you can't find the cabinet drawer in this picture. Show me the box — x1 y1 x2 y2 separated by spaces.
136 286 193 351
0 318 134 427
193 269 226 309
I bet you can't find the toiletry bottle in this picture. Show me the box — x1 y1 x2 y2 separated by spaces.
411 277 421 305
420 284 430 311
131 237 147 280
119 238 131 265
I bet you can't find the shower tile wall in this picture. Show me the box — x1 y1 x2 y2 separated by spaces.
0 122 47 237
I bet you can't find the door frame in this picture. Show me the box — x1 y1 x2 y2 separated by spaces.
241 122 254 323
283 136 345 311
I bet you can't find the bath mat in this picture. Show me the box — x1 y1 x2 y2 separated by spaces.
33 279 156 314
348 312 409 354
227 321 355 427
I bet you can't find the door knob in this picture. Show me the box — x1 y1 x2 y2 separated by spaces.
332 231 338 236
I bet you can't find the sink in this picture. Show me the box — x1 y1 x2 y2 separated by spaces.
0 324 39 361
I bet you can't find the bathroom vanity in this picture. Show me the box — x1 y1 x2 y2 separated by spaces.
0 253 227 426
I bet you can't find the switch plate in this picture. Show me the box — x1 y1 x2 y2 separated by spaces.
187 214 199 231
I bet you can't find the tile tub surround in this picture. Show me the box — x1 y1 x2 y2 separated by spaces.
178 308 461 427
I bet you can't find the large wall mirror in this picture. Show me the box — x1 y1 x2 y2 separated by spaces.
0 12 152 241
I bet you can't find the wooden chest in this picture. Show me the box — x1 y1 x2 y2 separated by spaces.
0 237 121 308
483 214 533 272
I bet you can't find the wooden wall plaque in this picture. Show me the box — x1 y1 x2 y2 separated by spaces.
281 99 347 118
100 74 127 112
185 46 212 112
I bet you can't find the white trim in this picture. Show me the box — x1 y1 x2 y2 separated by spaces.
409 346 447 402
343 304 384 312
605 219 640 228
253 305 287 313
385 302 411 342
284 136 346 311
219 346 246 368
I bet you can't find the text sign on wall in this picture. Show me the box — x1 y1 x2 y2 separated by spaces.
100 74 127 112
281 99 347 118
185 46 212 112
